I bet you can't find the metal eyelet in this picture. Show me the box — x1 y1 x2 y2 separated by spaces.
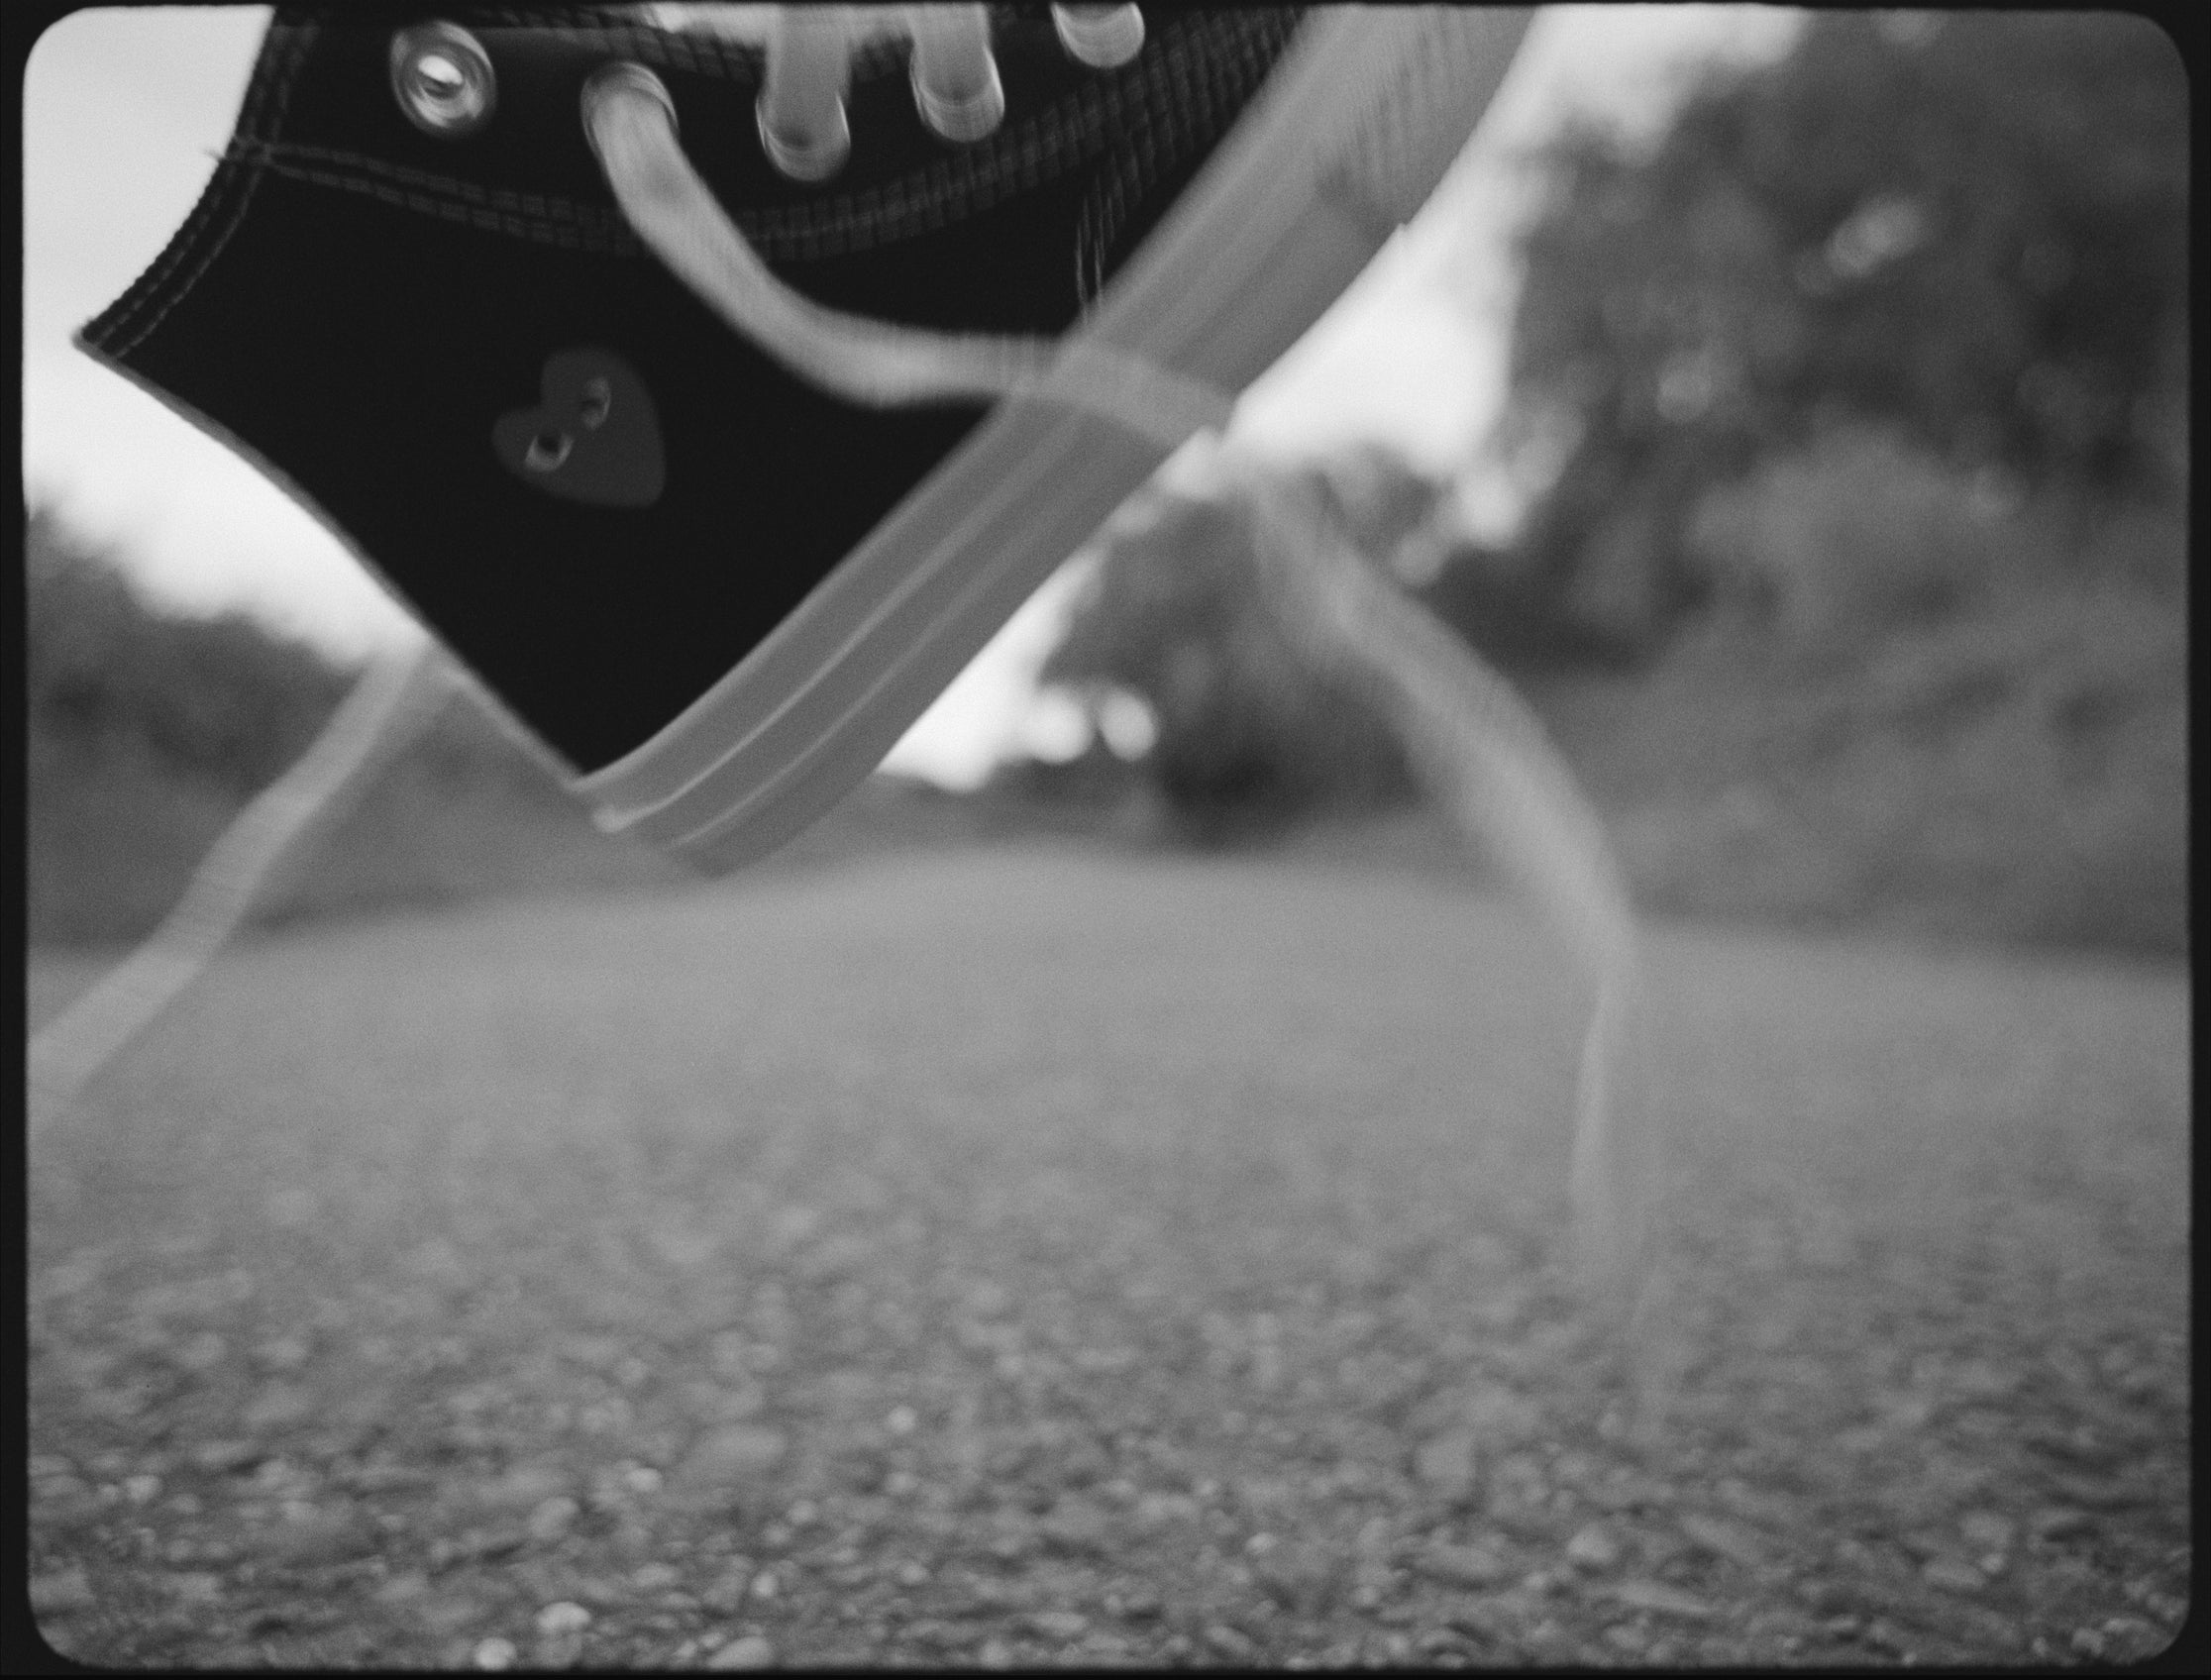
390 22 497 139
524 431 574 472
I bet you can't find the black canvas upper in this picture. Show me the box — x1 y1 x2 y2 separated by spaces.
82 7 1303 772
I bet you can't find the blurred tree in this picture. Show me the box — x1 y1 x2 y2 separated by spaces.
26 508 352 792
1041 475 1417 836
1498 10 2188 648
1307 443 1452 572
26 508 561 799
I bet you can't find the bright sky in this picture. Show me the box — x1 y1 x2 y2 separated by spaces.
21 6 1801 788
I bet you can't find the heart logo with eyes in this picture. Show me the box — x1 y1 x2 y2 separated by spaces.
492 347 664 507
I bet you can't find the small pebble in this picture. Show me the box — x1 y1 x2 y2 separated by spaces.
1414 1430 1479 1495
631 1562 682 1591
2102 1615 2161 1657
978 1638 1014 1669
679 1427 788 1492
123 1474 162 1505
173 1331 229 1372
473 1636 518 1670
191 1440 259 1475
1113 1587 1162 1621
895 1561 930 1587
1608 1580 1717 1621
243 1383 315 1431
256 1334 313 1373
528 1496 581 1542
166 1573 224 1606
2030 1508 2093 1541
1204 1625 1258 1659
1029 1610 1089 1640
33 1474 93 1509
1565 1524 1622 1570
886 1405 919 1435
533 1633 584 1670
30 1568 95 1615
1421 1544 1510 1587
1863 1619 1911 1655
1680 1512 1770 1569
1921 1557 1986 1593
707 1635 778 1670
702 1561 755 1613
536 1602 592 1635
374 1572 430 1605
1959 1512 2015 1553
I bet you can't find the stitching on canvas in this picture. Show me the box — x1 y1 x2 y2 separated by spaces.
247 154 645 254
230 141 645 250
1077 12 1297 307
211 14 1244 265
88 23 301 349
94 10 1301 346
97 24 318 358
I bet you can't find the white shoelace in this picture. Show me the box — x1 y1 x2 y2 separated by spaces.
35 25 1649 1315
584 63 1651 1301
28 640 455 1136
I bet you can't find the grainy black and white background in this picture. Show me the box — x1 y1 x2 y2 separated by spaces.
25 5 2191 1670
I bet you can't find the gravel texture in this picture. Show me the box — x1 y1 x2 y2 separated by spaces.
28 847 2191 1667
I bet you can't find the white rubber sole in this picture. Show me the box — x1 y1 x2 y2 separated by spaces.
572 6 1535 872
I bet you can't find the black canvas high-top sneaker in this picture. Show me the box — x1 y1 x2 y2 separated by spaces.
82 6 1533 872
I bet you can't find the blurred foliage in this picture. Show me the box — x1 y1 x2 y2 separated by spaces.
1038 440 1629 831
1040 467 1420 840
1503 10 2188 645
1685 425 2059 655
1552 542 2188 956
26 509 353 793
25 510 580 798
1038 9 2188 956
24 510 674 944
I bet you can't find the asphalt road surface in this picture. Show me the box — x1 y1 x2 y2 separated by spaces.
28 847 2191 1667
